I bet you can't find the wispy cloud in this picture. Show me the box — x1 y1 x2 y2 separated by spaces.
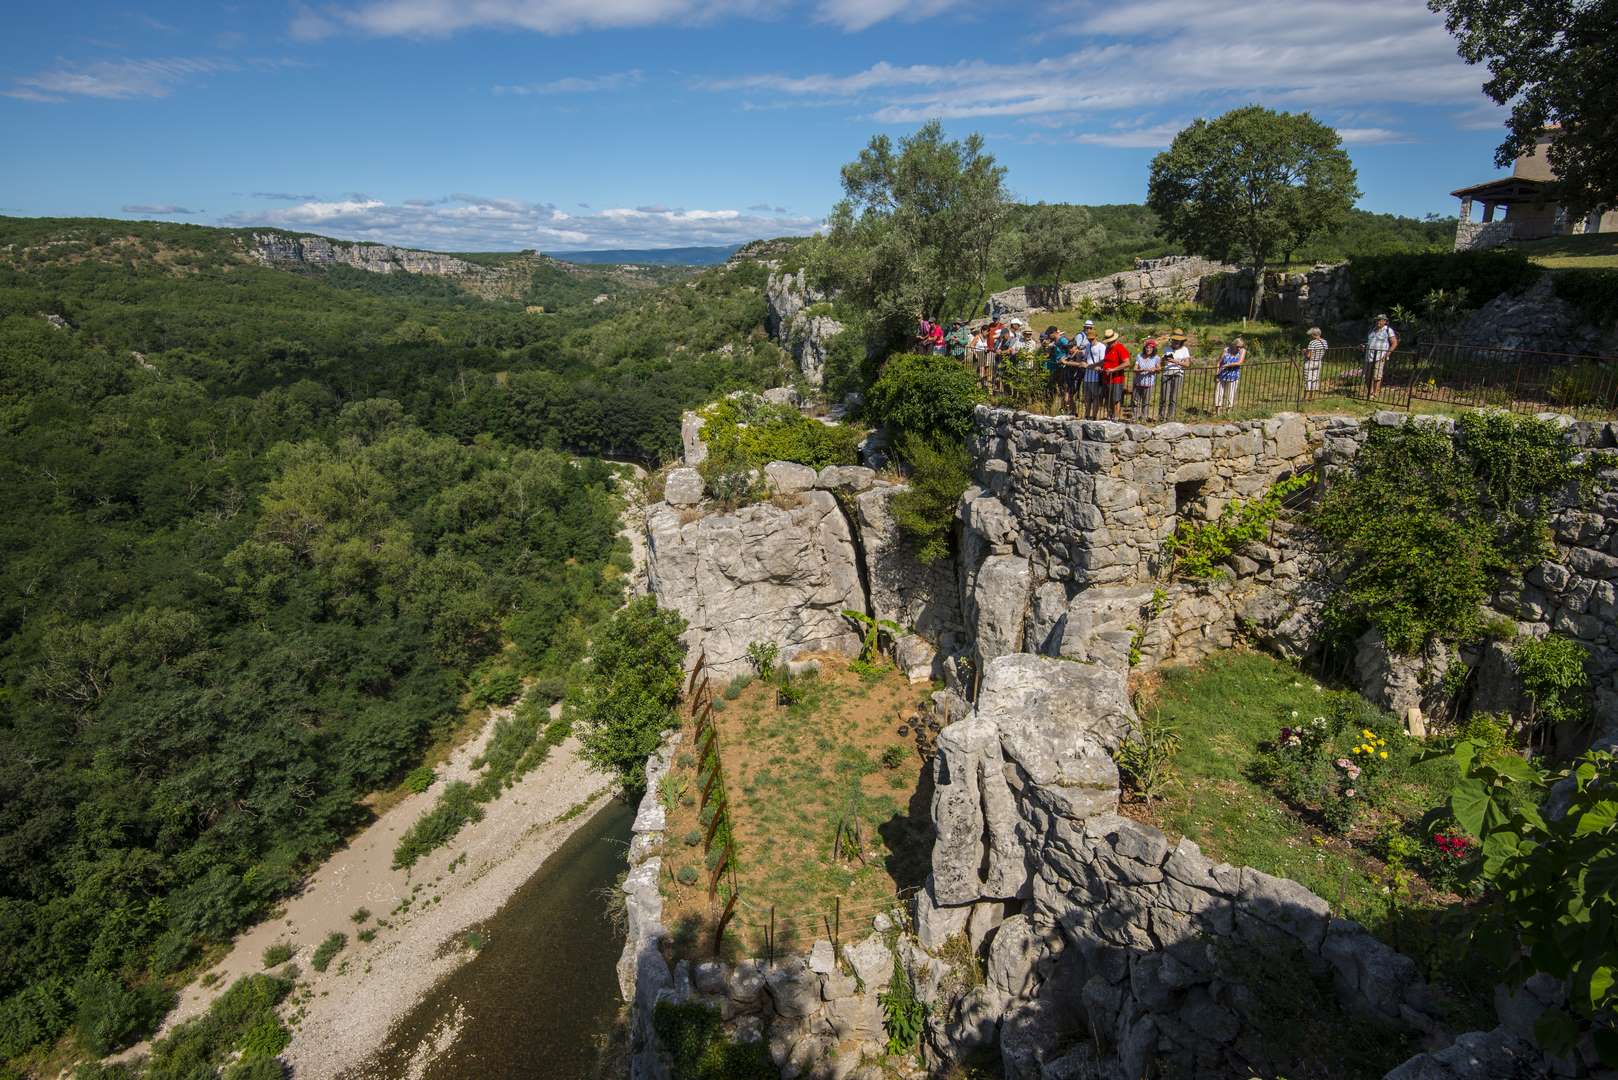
1337 127 1416 145
493 70 643 95
813 0 962 32
221 192 818 250
6 57 228 101
708 0 1489 135
4 55 301 102
123 203 203 215
251 191 321 201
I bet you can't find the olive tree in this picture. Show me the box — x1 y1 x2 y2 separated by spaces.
1429 0 1618 213
1010 202 1106 286
810 121 1010 347
1147 107 1359 319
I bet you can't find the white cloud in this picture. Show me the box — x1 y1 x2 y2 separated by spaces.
122 203 204 215
709 0 1490 132
7 57 228 101
220 192 816 250
1337 127 1416 145
493 70 643 95
319 0 773 37
813 0 962 32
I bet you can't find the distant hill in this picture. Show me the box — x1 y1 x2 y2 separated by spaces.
547 244 743 266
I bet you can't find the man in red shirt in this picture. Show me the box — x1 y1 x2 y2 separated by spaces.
1100 329 1131 422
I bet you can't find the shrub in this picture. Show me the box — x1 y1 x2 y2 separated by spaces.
393 781 484 869
879 952 926 1055
142 974 292 1080
469 666 522 708
260 943 294 969
0 979 71 1059
310 932 347 974
744 641 777 679
880 744 908 770
350 907 371 924
698 395 861 473
1551 268 1618 330
865 352 984 445
569 597 688 793
1348 250 1540 318
73 974 175 1057
1114 713 1182 803
651 1001 776 1080
1168 476 1307 580
1437 743 1618 1061
402 765 436 794
676 865 700 886
1513 633 1591 735
1314 413 1598 653
1454 711 1512 761
721 673 753 700
682 828 703 847
890 433 972 564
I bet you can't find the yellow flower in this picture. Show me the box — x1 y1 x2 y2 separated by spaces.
1362 729 1374 739
1379 751 1388 759
1377 738 1387 746
1351 746 1362 754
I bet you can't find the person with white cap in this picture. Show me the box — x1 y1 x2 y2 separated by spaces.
1364 314 1397 396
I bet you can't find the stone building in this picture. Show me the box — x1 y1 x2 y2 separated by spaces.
1452 128 1618 251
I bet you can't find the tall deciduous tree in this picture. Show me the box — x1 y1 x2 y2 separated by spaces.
1429 0 1618 214
1147 107 1359 319
1012 203 1107 286
810 121 1010 346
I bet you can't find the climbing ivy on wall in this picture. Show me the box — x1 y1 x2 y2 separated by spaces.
1314 413 1606 653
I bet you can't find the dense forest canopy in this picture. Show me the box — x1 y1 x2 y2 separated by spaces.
0 215 780 1071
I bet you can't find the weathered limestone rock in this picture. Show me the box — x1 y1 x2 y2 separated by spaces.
663 467 705 507
645 492 865 680
894 633 938 683
765 460 818 494
815 464 875 492
842 934 893 991
930 714 1027 904
681 411 708 466
976 652 1137 753
971 556 1032 668
1354 628 1454 717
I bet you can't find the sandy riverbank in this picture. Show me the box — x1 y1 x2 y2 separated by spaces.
123 712 612 1079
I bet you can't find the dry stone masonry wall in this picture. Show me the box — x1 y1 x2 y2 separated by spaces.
628 399 1618 1080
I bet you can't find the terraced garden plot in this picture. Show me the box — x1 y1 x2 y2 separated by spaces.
658 656 936 962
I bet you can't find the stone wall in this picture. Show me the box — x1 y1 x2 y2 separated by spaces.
957 407 1322 674
1454 220 1516 252
1457 274 1616 356
1203 262 1354 328
626 401 1618 1080
987 256 1234 316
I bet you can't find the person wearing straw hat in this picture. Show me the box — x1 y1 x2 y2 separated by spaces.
1214 336 1246 414
1160 329 1192 420
1100 329 1130 422
1364 314 1397 396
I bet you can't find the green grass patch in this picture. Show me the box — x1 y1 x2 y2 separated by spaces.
1517 231 1618 269
259 943 293 969
310 933 347 974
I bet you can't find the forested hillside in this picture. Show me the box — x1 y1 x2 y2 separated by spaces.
0 217 781 1072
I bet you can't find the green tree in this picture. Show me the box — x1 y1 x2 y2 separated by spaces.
864 352 985 446
1147 107 1359 318
568 597 688 793
1429 0 1618 213
810 122 1010 346
1010 202 1106 285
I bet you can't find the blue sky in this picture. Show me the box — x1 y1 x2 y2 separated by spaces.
1 1 1513 252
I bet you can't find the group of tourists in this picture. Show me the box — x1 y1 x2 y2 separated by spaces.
916 310 1402 421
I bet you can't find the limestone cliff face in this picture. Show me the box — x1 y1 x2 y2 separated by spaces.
250 232 534 299
765 268 844 390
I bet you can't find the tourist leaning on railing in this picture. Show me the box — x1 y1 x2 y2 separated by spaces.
1134 337 1162 421
1160 329 1192 421
1214 336 1246 414
1305 327 1327 396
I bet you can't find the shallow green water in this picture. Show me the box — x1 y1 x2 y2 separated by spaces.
352 798 634 1079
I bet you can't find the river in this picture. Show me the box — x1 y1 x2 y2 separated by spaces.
349 798 635 1079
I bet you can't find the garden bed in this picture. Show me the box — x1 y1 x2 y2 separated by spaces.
656 655 937 962
1124 648 1504 1029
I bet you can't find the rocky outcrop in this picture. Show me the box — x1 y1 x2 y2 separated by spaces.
250 231 535 299
1458 273 1614 357
1206 262 1354 328
765 268 846 390
987 256 1235 316
645 490 866 681
854 485 964 647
